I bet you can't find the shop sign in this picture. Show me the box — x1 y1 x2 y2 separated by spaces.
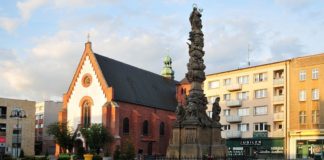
240 140 262 146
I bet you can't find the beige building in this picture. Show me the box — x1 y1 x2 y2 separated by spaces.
35 101 62 155
204 53 324 159
204 61 288 159
0 97 35 157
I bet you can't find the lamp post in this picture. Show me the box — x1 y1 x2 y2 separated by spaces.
10 107 26 159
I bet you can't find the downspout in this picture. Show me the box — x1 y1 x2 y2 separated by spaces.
284 61 289 159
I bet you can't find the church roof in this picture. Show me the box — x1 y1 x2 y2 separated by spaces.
94 53 178 111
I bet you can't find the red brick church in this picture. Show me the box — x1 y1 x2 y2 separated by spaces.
57 41 179 156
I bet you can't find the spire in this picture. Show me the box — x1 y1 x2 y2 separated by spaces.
161 55 175 79
84 33 93 53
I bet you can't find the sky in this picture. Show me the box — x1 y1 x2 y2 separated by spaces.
0 0 324 101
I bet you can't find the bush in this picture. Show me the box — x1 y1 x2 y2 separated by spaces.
21 156 35 160
3 154 13 160
58 154 71 160
92 155 102 160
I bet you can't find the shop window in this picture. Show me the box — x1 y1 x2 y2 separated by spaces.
142 120 149 136
123 118 129 134
159 122 165 136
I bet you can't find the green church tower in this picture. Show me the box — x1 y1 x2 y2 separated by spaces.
161 55 175 79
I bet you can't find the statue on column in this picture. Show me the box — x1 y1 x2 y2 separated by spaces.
212 97 221 122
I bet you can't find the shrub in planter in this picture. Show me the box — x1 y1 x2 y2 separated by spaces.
58 154 71 160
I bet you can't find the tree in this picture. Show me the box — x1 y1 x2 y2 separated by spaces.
47 122 75 153
121 140 135 160
81 123 114 154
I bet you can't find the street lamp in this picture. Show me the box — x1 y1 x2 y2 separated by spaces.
10 107 26 159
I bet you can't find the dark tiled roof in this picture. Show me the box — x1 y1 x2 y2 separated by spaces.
94 53 178 111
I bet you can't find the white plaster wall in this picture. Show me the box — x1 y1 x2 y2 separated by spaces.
67 56 107 130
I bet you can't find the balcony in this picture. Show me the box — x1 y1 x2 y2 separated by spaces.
273 112 284 121
226 100 242 107
227 84 242 92
273 95 284 104
226 131 242 138
272 130 284 137
226 115 242 123
273 78 284 86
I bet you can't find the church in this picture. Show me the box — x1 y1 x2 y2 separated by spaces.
57 41 179 156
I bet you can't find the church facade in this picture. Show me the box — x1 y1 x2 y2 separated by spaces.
57 41 178 156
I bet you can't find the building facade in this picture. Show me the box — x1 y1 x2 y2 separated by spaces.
288 54 324 159
35 101 62 155
57 41 178 156
0 97 35 157
204 61 288 159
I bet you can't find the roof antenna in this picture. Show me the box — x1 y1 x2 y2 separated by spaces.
248 44 251 66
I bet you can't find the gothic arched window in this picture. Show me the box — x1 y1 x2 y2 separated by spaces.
142 120 149 136
160 122 165 136
82 100 91 128
123 117 129 134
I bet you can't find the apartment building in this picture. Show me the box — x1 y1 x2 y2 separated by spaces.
35 101 62 155
0 97 35 157
204 61 288 159
288 54 324 159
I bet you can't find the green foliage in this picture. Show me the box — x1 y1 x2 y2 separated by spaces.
3 154 13 160
58 154 71 160
47 122 75 153
121 140 135 160
92 155 103 160
113 146 122 160
81 123 114 154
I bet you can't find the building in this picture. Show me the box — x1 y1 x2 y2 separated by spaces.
35 101 62 155
57 41 178 156
0 97 35 157
204 53 324 159
204 61 288 159
288 54 324 159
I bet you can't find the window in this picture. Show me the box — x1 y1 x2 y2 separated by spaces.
312 68 319 79
223 94 231 101
255 89 267 98
254 72 267 82
207 111 212 118
312 89 319 100
0 106 7 119
222 125 230 131
142 120 149 136
238 108 249 116
237 75 249 84
40 124 43 128
237 91 249 100
223 109 230 116
81 100 91 128
312 110 319 124
123 118 129 134
35 124 38 128
254 106 268 115
160 122 165 136
299 90 306 101
274 105 284 113
299 111 306 124
224 78 231 86
299 70 306 81
238 123 249 132
0 123 5 136
254 122 268 131
207 96 218 104
208 80 220 89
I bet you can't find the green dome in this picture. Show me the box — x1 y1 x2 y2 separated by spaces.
161 55 174 79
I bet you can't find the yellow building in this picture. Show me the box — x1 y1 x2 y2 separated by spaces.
0 97 35 157
205 53 324 159
288 53 324 159
204 61 288 159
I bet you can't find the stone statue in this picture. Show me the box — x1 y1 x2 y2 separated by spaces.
189 7 202 31
175 103 185 121
212 97 221 122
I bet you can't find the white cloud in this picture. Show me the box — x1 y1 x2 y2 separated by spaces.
17 0 48 21
275 0 311 11
0 17 19 32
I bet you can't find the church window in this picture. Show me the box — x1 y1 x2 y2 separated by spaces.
82 100 91 128
123 118 129 134
142 120 149 136
160 122 165 136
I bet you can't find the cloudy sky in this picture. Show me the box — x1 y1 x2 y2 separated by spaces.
0 0 324 101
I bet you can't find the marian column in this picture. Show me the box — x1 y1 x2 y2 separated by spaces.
167 6 227 158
